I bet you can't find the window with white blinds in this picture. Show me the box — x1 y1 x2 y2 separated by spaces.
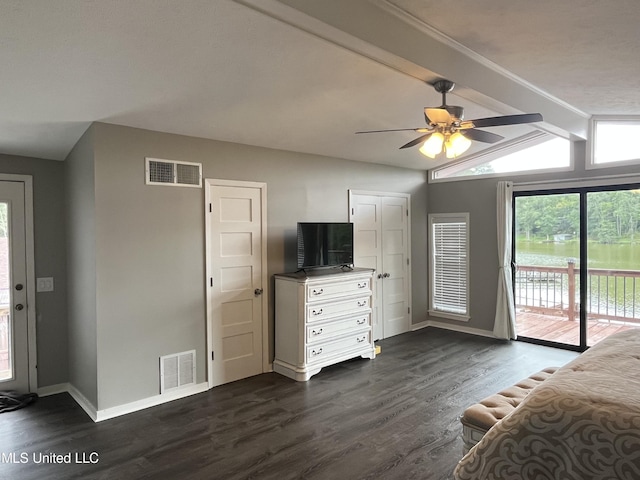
428 213 470 321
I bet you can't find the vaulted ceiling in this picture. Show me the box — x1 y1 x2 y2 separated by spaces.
1 0 637 170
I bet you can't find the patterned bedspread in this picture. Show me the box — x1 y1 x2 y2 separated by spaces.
454 329 640 480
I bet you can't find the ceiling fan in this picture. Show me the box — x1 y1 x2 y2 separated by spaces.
356 80 543 158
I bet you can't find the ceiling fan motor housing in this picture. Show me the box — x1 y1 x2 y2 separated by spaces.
433 79 455 94
444 105 464 122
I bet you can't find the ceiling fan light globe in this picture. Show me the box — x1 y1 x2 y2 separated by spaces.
445 131 472 158
445 147 456 159
419 132 444 158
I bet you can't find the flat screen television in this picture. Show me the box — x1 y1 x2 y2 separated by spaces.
297 222 354 269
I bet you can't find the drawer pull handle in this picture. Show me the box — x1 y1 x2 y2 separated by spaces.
357 282 367 288
312 308 323 316
356 318 366 325
312 328 323 336
311 348 323 356
312 288 324 296
357 301 367 307
357 336 366 343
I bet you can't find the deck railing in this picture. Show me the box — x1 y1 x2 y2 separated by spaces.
515 262 640 324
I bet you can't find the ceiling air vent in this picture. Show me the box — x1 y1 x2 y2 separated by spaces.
145 157 202 188
160 350 196 394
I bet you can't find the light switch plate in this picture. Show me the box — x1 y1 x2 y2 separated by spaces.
37 277 54 292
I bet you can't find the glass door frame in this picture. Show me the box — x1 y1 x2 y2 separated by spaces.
0 175 37 392
512 182 640 352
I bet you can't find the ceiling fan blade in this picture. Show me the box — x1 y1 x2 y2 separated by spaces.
461 113 543 129
424 107 452 125
462 129 504 144
356 127 432 134
400 132 434 149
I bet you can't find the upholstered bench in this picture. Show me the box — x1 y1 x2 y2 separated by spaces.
460 367 558 454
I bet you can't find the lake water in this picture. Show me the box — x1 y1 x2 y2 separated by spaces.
516 240 640 317
516 240 640 270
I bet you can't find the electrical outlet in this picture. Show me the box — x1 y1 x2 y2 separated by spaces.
37 277 54 292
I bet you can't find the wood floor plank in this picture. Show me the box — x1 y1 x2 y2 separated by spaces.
0 328 578 480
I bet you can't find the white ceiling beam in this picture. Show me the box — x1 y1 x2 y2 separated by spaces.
237 0 589 140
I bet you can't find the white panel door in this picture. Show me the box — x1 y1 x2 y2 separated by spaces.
207 181 266 387
381 196 410 337
0 181 29 392
350 194 383 339
351 192 410 340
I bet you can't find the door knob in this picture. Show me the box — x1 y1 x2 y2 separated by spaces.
15 284 23 291
254 288 263 296
15 304 24 311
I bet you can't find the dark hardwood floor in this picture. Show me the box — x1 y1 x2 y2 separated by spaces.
0 327 578 480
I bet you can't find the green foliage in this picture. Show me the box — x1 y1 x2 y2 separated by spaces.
515 193 579 240
0 204 6 237
587 190 640 243
516 190 640 244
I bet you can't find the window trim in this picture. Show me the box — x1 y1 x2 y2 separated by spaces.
429 132 573 183
428 212 470 322
587 115 640 170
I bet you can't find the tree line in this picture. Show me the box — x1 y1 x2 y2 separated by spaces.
515 190 640 244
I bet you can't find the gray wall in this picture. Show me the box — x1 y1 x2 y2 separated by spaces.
65 126 98 406
0 153 68 388
427 140 640 333
89 122 428 410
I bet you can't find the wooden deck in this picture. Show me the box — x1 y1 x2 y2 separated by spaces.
516 309 638 346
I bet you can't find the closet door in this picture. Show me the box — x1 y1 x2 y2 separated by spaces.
381 196 410 338
350 194 383 339
350 192 411 340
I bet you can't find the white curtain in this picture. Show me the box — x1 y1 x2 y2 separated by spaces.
493 181 517 340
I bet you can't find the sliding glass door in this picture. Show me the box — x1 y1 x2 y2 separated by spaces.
586 190 640 346
514 185 640 349
514 192 581 347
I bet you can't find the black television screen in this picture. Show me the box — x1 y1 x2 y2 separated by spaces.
297 222 354 269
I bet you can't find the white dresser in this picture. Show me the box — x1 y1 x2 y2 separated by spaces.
273 268 376 381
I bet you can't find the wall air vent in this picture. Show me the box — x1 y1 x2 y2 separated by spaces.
159 350 196 394
145 157 202 188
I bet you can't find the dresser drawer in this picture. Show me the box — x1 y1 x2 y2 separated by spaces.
306 278 371 302
307 296 370 322
306 314 370 344
306 331 371 364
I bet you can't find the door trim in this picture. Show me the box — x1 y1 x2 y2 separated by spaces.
0 174 36 391
204 179 269 388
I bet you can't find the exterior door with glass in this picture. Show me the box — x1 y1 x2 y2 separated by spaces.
0 181 30 392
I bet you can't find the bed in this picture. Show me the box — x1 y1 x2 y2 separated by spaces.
454 329 640 480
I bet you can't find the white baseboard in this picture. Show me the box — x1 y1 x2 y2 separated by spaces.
37 383 70 397
36 381 209 423
410 320 429 331
420 319 496 338
37 382 98 421
67 383 98 422
95 382 209 422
